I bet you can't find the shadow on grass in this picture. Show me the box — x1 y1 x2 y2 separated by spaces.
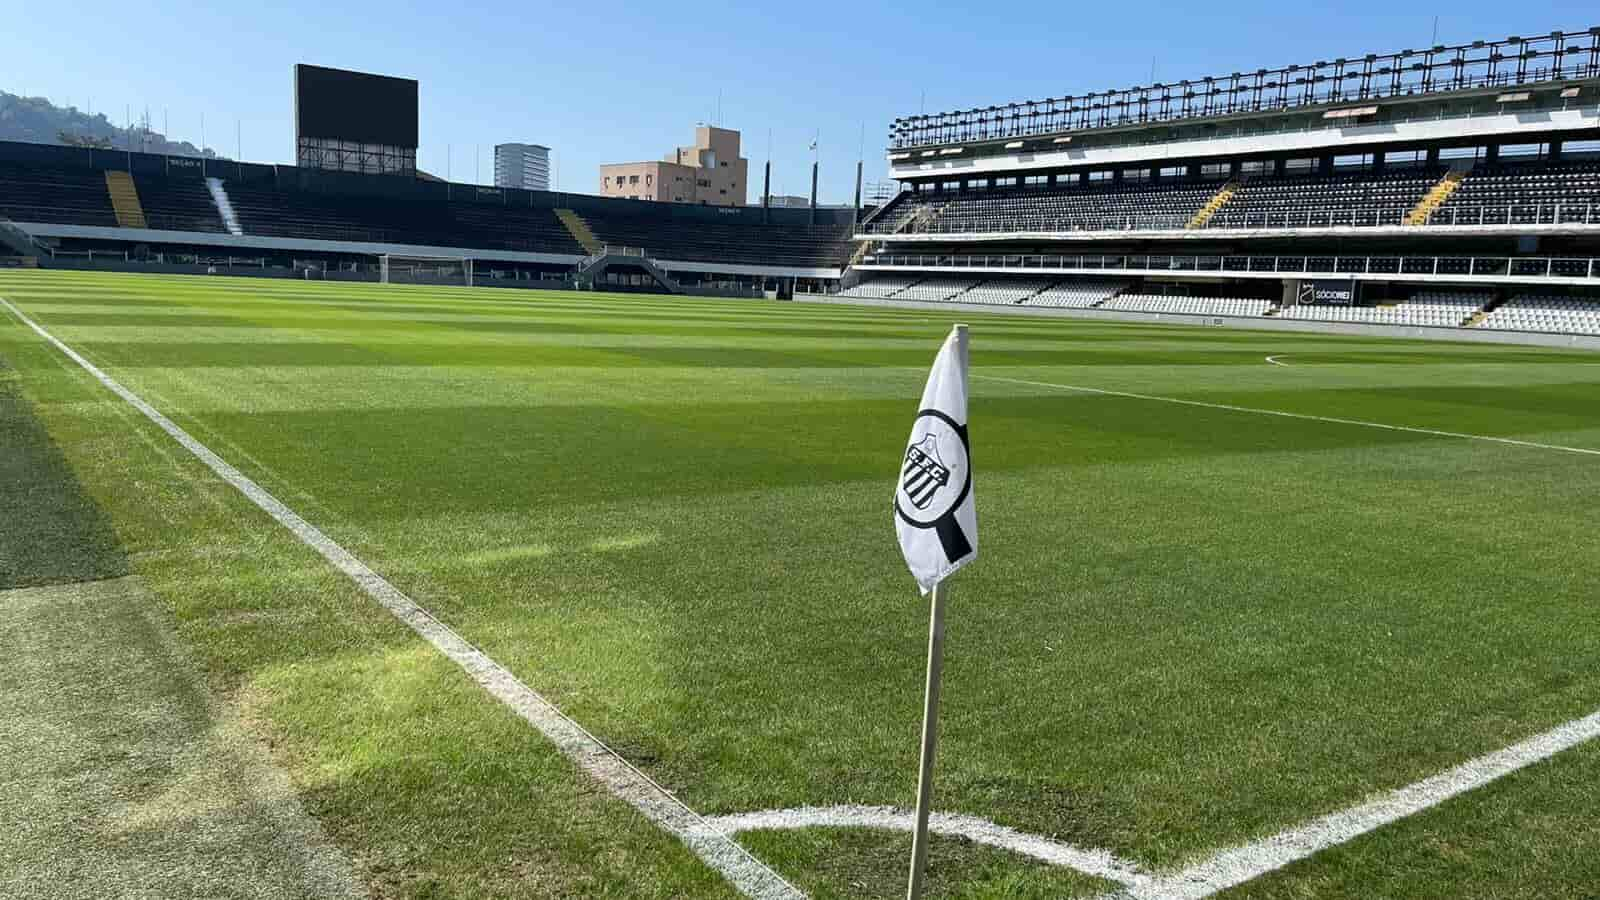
0 360 126 588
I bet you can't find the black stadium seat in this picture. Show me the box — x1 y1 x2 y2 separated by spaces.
1428 161 1600 226
0 162 118 227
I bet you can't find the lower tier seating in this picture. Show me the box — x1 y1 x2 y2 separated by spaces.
1474 295 1600 335
1280 290 1491 327
1023 280 1129 308
1100 294 1272 317
957 279 1054 305
580 210 854 268
838 276 921 299
892 278 982 302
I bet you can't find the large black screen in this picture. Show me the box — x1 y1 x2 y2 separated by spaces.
295 64 418 147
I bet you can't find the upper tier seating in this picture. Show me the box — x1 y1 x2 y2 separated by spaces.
1207 168 1442 229
1474 294 1600 335
580 209 854 268
876 179 1224 234
0 162 117 227
861 164 1600 235
223 183 585 255
132 175 225 233
1430 162 1600 226
1100 294 1272 317
1279 290 1490 327
1023 280 1129 308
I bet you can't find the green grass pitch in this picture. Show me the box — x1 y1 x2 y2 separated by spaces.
3 268 1599 899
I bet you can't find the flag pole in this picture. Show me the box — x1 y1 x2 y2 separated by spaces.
906 578 948 899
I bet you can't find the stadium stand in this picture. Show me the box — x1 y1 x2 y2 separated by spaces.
956 279 1055 305
1429 161 1600 226
1206 168 1443 229
577 208 854 268
838 276 920 299
1023 280 1129 308
866 167 1473 234
1474 294 1600 334
132 175 226 233
0 162 118 227
1279 290 1492 327
870 178 1225 234
222 182 586 254
892 277 982 302
1100 294 1272 318
864 160 1600 236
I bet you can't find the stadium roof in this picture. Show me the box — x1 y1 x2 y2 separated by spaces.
890 26 1600 150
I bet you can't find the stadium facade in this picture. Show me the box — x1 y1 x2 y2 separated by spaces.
844 27 1600 340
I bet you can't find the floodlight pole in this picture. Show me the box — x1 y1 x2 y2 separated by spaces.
905 579 948 899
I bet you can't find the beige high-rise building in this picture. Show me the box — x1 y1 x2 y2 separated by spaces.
599 126 748 206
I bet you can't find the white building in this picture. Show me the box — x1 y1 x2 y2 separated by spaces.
494 143 551 191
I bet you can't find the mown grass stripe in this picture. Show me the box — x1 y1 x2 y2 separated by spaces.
0 294 805 900
977 374 1600 457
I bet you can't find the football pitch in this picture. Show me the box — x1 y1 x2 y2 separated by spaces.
3 268 1599 899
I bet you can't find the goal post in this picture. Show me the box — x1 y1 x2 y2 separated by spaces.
378 254 474 287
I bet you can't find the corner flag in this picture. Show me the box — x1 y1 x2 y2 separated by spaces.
895 324 976 594
896 324 977 900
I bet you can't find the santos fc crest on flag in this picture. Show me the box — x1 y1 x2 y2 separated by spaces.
895 325 976 594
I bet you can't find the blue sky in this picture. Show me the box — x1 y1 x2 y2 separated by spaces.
3 2 1591 202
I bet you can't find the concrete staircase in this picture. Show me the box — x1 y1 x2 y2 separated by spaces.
0 217 43 259
1461 295 1505 327
574 248 684 295
909 201 951 234
1406 170 1468 225
555 208 603 255
1187 181 1240 229
205 178 244 235
103 170 147 229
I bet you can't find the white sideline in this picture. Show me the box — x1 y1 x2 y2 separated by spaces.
976 373 1600 457
0 296 804 900
701 804 1152 889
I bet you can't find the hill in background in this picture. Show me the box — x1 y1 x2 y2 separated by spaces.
0 91 218 158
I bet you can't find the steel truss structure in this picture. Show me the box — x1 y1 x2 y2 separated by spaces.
296 137 417 176
890 27 1600 150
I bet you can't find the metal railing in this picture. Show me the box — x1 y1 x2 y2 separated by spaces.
892 101 1600 159
861 252 1600 281
889 29 1600 148
864 201 1600 235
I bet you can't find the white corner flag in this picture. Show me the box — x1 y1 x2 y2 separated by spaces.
896 324 976 900
895 323 976 594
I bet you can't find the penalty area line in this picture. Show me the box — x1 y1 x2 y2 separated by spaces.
0 296 805 900
975 373 1600 458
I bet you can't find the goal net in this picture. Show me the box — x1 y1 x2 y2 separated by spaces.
378 254 474 287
